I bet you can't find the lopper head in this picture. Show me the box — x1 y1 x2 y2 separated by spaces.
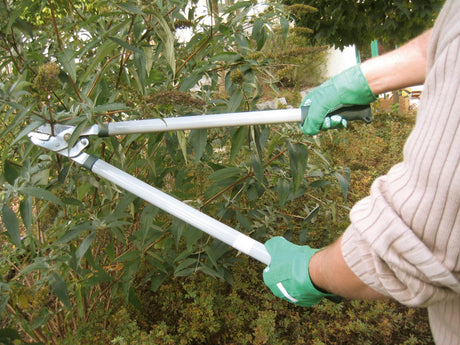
28 124 90 158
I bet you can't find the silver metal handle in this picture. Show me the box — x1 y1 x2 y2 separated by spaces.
72 152 271 265
105 108 302 136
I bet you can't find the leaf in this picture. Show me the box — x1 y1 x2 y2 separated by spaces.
80 40 118 84
227 89 243 112
3 161 21 185
250 153 264 182
21 261 50 275
280 17 290 40
19 197 33 235
76 232 96 265
304 205 320 224
150 272 168 291
224 1 252 13
116 250 141 263
252 18 267 51
176 131 188 163
56 222 92 244
171 218 186 249
10 120 44 146
209 167 243 182
1 204 21 248
12 18 35 37
128 287 142 311
150 11 176 75
133 49 147 89
210 52 243 63
174 258 197 274
0 327 21 343
276 179 290 206
57 48 77 82
236 211 252 231
190 129 207 164
179 71 205 92
19 187 64 206
230 126 248 162
93 102 129 114
287 142 308 193
108 36 143 54
198 263 223 279
49 272 71 309
116 2 145 15
183 226 202 249
174 267 196 277
333 170 350 201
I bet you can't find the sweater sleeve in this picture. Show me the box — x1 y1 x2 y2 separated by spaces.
341 0 460 308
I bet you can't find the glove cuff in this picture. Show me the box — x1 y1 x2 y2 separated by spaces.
336 64 378 104
263 237 338 307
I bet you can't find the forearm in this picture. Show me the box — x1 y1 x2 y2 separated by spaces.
361 29 432 95
308 234 385 300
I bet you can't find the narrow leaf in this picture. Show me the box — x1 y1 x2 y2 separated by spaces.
209 167 243 182
49 272 71 309
250 153 264 182
276 179 290 206
3 161 21 185
76 232 96 265
174 267 196 277
287 142 308 193
174 258 197 274
333 170 350 201
190 129 207 164
1 204 21 247
57 48 77 82
116 2 145 15
224 1 252 13
280 17 290 40
56 222 92 244
150 12 176 75
230 126 248 162
108 36 142 54
93 102 128 114
176 131 188 163
20 187 64 206
19 197 33 235
227 89 243 112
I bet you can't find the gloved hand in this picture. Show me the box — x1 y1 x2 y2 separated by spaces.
263 236 336 307
300 64 377 135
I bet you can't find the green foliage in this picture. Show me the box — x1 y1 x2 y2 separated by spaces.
260 29 328 89
284 0 444 50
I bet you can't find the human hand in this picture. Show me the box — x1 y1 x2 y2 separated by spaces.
263 236 335 307
300 65 377 135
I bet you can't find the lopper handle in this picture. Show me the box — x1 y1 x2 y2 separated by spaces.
301 104 373 125
331 104 373 123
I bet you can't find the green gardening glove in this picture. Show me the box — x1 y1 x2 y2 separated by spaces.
263 236 336 307
300 64 377 135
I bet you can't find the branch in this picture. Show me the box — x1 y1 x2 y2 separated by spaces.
175 33 213 75
48 0 63 51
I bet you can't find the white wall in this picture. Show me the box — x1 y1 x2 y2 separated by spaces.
324 45 358 79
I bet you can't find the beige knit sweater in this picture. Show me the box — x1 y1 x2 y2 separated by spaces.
341 0 460 343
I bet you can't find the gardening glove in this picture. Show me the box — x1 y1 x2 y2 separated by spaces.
263 236 336 307
300 64 377 135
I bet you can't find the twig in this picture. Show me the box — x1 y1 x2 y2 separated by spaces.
175 33 213 75
87 54 121 97
48 0 63 51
